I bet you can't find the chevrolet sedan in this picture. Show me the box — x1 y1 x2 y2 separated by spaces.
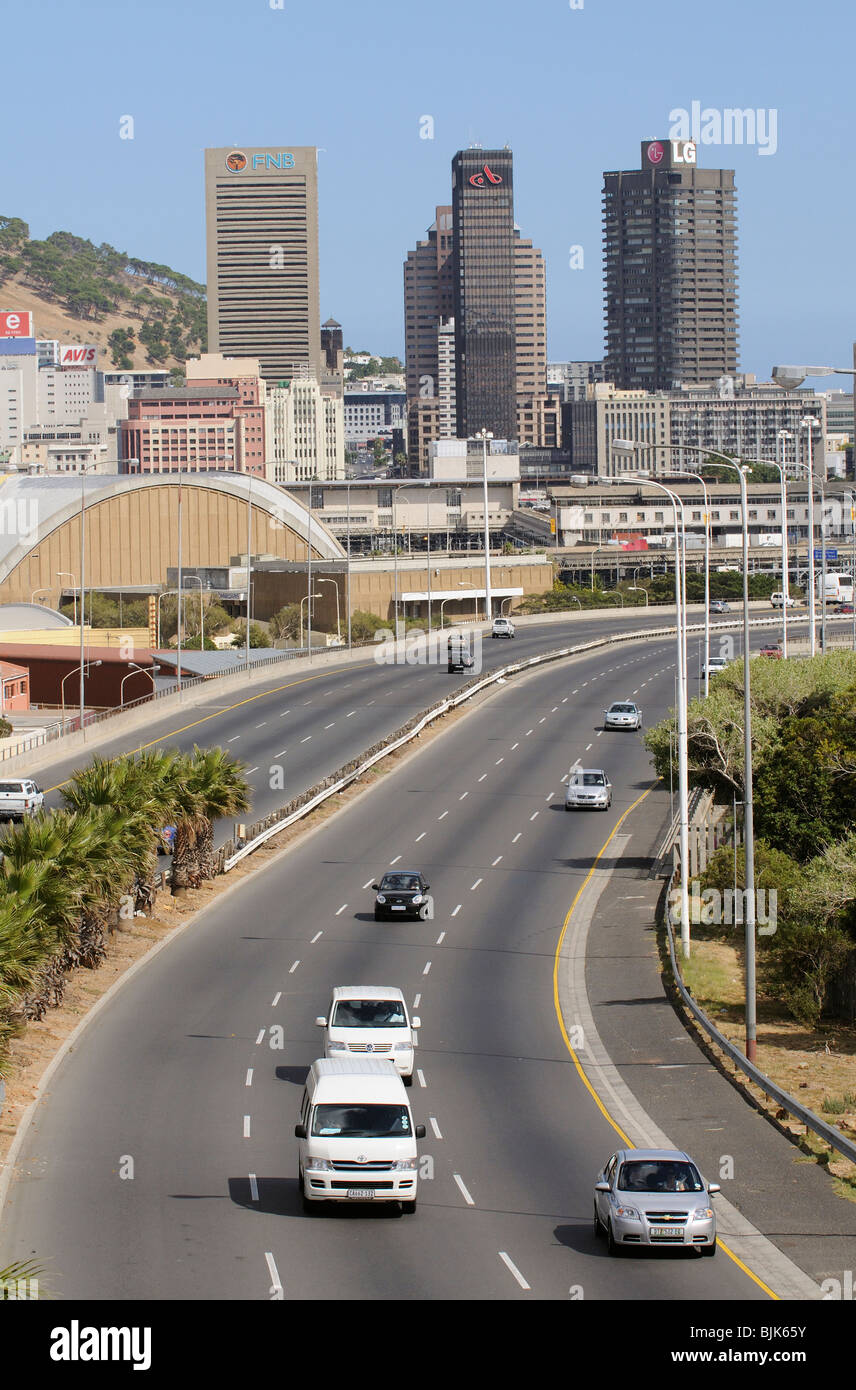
594 1148 719 1256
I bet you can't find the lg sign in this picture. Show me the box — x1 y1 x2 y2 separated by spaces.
0 311 34 338
60 345 98 366
646 140 697 167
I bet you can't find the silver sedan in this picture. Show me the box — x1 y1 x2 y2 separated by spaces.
603 701 642 731
594 1148 720 1256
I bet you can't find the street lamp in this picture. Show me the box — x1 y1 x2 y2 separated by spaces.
474 428 494 621
181 575 205 650
30 587 50 605
742 455 790 659
121 661 155 707
156 589 179 651
791 459 829 653
771 364 856 390
61 659 101 732
56 571 77 626
316 577 341 642
628 585 649 607
78 462 101 734
669 469 712 696
800 417 821 657
300 590 320 648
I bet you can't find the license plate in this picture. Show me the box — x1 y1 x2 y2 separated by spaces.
347 1188 375 1200
391 905 406 911
650 1226 682 1238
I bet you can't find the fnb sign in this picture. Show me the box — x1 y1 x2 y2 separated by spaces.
60 345 98 366
0 311 33 338
252 152 295 170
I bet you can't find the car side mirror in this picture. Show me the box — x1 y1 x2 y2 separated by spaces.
424 883 430 890
415 1124 426 1140
708 1182 721 1195
594 1181 610 1193
294 1124 307 1139
314 1017 327 1027
411 1016 421 1030
371 883 379 891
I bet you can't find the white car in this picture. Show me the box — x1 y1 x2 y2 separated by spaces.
0 779 44 821
566 768 612 811
492 617 515 638
603 701 642 731
315 986 421 1084
702 656 729 677
770 593 796 609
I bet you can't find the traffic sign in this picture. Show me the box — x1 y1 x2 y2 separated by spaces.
814 549 838 561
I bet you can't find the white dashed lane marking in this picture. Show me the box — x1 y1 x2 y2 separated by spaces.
499 1252 531 1291
454 1174 475 1206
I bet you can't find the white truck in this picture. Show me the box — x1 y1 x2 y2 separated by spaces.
0 779 45 821
818 572 854 605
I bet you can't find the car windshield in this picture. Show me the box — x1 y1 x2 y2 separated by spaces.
578 773 605 786
332 1000 407 1029
311 1104 412 1138
609 705 634 714
380 874 421 892
617 1160 704 1193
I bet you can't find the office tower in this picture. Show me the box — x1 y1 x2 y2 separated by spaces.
451 147 516 442
603 138 739 390
205 146 322 383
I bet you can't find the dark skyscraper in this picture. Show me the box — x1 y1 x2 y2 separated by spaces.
603 139 739 390
451 148 517 442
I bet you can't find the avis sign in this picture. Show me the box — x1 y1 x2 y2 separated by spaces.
60 345 98 367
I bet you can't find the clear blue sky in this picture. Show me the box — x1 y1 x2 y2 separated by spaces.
2 0 853 386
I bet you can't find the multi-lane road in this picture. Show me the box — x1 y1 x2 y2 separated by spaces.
4 616 834 1301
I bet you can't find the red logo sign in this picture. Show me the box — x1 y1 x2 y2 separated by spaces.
225 151 248 172
646 141 665 165
60 345 98 366
0 310 33 338
469 163 503 187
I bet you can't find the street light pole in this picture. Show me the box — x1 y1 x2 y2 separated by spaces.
316 577 341 642
245 470 253 671
56 572 77 626
801 418 820 657
475 428 494 621
672 470 711 697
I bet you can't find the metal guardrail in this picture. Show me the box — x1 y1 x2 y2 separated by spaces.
662 867 856 1167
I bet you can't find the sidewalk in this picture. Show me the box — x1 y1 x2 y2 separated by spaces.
584 786 856 1292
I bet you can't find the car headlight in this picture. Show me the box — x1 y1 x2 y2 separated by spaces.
692 1207 714 1222
376 894 387 904
305 1159 334 1172
391 1159 418 1171
327 1041 348 1052
614 1205 640 1220
411 894 423 905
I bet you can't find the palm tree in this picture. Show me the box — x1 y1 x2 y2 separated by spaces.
163 753 207 893
188 746 251 880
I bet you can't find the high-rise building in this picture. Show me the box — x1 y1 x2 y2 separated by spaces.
452 148 517 442
265 369 344 484
205 146 322 383
321 318 345 394
603 139 739 391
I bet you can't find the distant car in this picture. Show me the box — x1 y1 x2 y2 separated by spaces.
0 779 44 821
709 600 731 614
594 1148 720 1256
372 870 431 921
770 592 796 609
447 635 475 672
702 656 729 677
759 643 783 659
603 701 642 731
491 617 515 638
832 602 854 615
565 768 612 811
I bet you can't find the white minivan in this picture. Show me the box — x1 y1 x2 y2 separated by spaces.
315 986 421 1084
295 1058 426 1214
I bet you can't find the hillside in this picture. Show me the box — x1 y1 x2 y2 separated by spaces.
0 216 206 374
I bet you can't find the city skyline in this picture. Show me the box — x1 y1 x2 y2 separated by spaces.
1 0 853 391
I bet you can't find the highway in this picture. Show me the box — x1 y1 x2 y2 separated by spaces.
0 630 781 1300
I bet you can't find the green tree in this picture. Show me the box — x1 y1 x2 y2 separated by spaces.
269 604 301 641
231 620 272 649
186 745 250 879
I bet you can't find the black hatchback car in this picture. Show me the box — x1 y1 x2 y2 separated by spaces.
372 870 431 921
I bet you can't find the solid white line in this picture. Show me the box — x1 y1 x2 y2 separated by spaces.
255 1029 265 1045
471 878 482 890
265 1252 283 1297
459 792 468 801
512 833 522 843
415 832 426 841
243 1115 251 1138
423 961 432 975
272 992 281 1007
529 812 539 822
335 904 348 916
451 904 462 917
438 811 448 820
430 1117 443 1139
436 931 445 945
246 1069 254 1087
453 1174 475 1206
499 1251 531 1291
228 736 240 743
289 960 300 974
310 931 323 944
249 1174 259 1203
417 1070 427 1088
492 855 502 866
391 855 402 865
413 993 421 1008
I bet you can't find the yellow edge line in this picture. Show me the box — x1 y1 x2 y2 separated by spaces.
43 661 375 795
552 781 778 1301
